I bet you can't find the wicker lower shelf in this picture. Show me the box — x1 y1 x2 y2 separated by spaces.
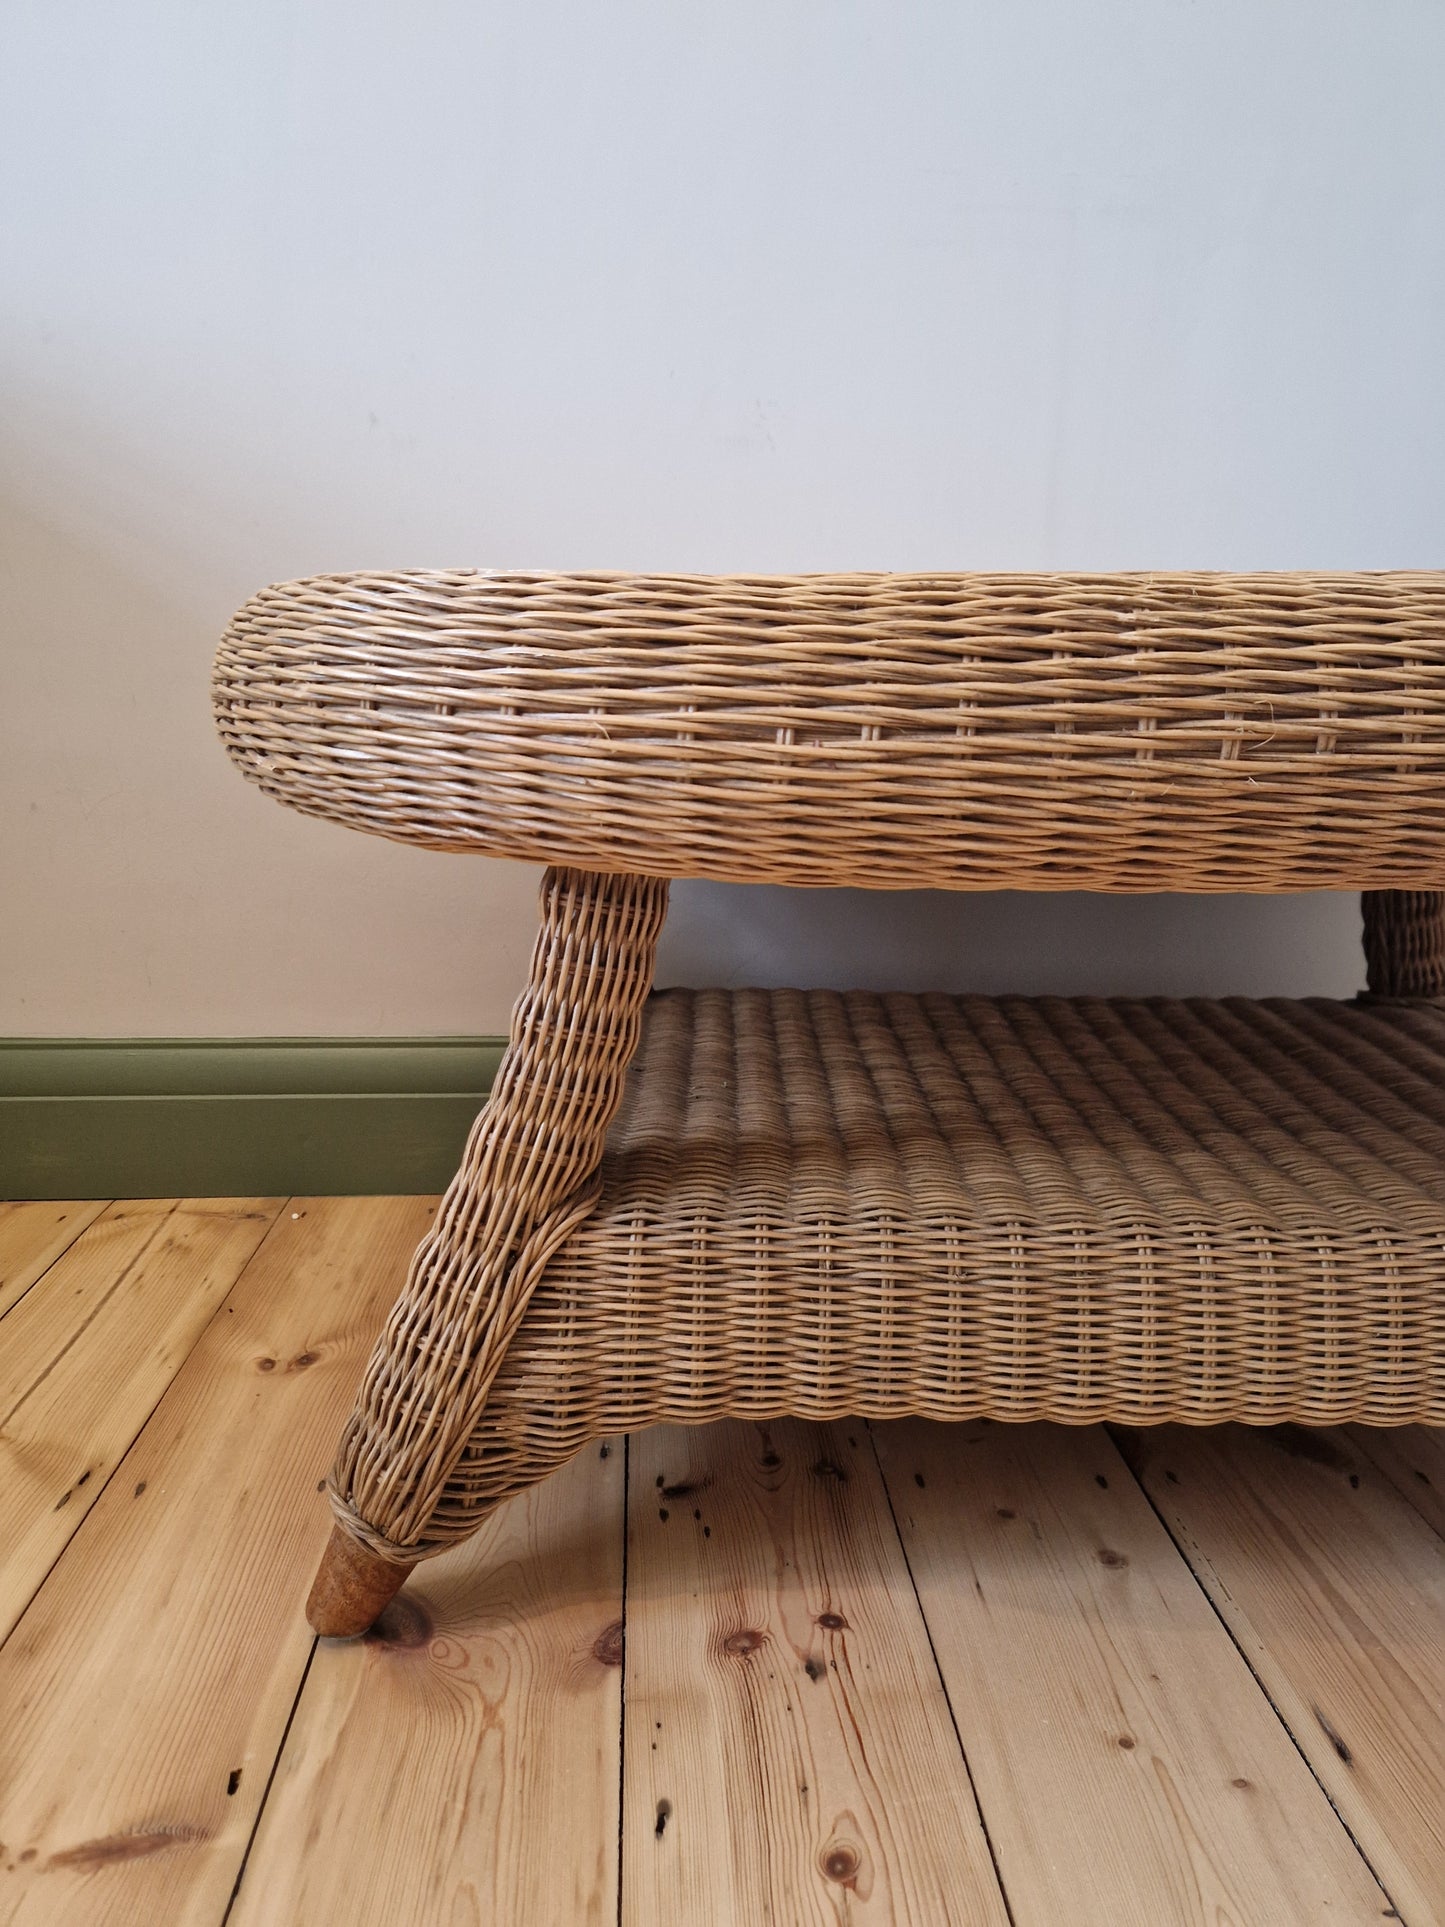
432 986 1445 1531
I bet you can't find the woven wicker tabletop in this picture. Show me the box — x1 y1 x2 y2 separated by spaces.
216 570 1445 891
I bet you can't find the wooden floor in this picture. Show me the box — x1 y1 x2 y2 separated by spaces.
1 1197 1442 1925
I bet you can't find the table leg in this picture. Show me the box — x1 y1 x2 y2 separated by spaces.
306 864 670 1635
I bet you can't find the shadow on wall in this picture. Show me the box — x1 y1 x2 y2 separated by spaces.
657 882 1367 1001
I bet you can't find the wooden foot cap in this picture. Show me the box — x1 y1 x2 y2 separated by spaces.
306 1522 416 1637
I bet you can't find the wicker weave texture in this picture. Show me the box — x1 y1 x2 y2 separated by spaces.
1363 890 1445 997
215 570 1445 892
397 986 1445 1553
327 865 669 1561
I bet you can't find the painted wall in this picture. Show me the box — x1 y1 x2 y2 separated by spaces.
4 2 1442 1036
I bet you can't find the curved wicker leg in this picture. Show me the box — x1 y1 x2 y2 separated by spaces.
1361 890 1445 998
307 864 669 1635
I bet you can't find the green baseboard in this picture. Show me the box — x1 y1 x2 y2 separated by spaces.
0 1038 507 1199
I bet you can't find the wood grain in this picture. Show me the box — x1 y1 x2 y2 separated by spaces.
0 1194 434 1927
231 1436 626 1926
0 1198 109 1320
1345 1423 1445 1542
0 1195 283 1644
1121 1422 1445 1927
872 1418 1388 1927
2 1196 1437 1925
622 1417 1010 1927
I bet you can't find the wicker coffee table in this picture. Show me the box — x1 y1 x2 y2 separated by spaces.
213 571 1445 1636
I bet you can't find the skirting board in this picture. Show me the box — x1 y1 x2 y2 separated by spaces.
0 1039 506 1199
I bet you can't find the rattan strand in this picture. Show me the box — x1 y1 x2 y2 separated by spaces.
378 984 1445 1559
216 570 1445 893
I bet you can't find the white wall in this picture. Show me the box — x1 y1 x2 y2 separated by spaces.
4 1 1443 1036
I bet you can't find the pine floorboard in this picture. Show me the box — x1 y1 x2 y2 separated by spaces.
872 1417 1392 1925
0 1199 113 1321
1346 1423 1445 1543
0 1198 1438 1926
1121 1423 1445 1927
229 1435 628 1927
0 1196 435 1927
0 1196 284 1645
622 1418 1010 1926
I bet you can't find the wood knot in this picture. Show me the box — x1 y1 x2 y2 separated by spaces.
661 1477 709 1500
47 1825 208 1870
593 1620 624 1667
811 1459 848 1483
804 1656 826 1681
1117 1734 1136 1750
820 1842 860 1885
654 1799 672 1838
995 1507 1016 1522
256 1357 277 1373
816 1612 848 1631
1231 1777 1253 1790
759 1452 782 1470
365 1595 433 1651
1314 1705 1354 1765
287 1350 319 1372
722 1629 765 1658
1098 1547 1129 1569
